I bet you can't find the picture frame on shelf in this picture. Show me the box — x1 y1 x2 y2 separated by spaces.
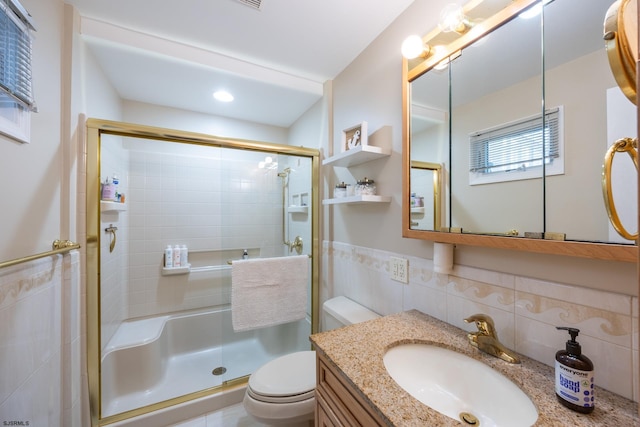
341 121 368 152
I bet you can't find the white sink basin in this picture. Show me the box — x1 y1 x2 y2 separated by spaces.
383 343 538 427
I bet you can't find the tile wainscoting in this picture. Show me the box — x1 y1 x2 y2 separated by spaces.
0 251 83 426
322 240 638 401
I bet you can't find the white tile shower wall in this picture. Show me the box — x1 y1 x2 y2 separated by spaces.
283 157 313 314
324 241 638 401
100 136 129 350
0 255 66 426
126 143 282 319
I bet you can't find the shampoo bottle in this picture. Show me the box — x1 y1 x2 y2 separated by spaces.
101 177 116 201
164 245 173 268
180 245 188 266
173 244 181 267
555 327 594 413
112 174 119 200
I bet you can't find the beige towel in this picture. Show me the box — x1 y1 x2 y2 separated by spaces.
231 255 309 332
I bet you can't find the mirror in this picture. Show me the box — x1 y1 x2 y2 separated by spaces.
402 0 638 262
410 161 443 230
449 6 543 236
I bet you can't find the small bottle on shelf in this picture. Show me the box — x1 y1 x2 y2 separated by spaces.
173 245 181 267
165 245 173 268
180 245 188 266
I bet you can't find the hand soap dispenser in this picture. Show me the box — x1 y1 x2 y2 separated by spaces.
555 327 594 413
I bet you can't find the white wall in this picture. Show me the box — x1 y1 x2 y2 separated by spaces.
123 100 288 144
1 0 64 262
0 2 84 426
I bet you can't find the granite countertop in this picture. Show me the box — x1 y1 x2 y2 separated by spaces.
310 310 638 426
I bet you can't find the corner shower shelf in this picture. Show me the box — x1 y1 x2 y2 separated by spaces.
161 264 191 276
323 195 391 205
411 207 425 214
322 144 391 168
101 201 127 213
287 206 309 214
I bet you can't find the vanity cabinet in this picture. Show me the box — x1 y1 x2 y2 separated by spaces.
315 351 385 427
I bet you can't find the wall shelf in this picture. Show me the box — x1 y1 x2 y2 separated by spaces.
323 195 391 205
100 201 126 213
323 144 391 168
288 206 309 214
161 264 191 276
323 125 392 206
411 207 425 214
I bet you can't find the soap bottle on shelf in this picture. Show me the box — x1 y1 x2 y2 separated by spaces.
101 177 116 201
112 173 119 201
555 326 594 413
242 249 249 260
173 245 181 267
164 245 173 268
180 245 188 266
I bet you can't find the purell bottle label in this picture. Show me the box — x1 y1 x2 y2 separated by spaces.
555 361 595 408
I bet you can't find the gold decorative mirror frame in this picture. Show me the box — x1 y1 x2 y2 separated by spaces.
410 161 442 231
402 0 638 262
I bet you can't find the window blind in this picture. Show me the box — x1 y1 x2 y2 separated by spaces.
469 108 560 175
0 0 35 111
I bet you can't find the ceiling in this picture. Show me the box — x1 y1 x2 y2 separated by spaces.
63 0 415 127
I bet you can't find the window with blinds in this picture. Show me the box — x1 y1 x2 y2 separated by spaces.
0 0 35 143
468 107 564 185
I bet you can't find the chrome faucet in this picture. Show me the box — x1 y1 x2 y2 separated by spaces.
464 314 520 364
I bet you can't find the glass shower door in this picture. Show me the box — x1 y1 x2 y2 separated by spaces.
218 149 314 384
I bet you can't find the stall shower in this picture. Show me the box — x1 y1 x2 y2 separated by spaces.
85 119 319 425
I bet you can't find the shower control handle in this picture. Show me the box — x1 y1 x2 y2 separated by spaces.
289 236 303 254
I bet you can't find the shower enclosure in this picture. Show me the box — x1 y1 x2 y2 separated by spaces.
85 119 320 425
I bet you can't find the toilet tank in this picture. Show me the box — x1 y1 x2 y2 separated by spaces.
322 296 380 331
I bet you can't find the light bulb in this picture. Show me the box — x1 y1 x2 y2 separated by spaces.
401 35 426 59
438 4 469 34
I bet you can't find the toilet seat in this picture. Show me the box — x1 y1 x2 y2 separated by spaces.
247 350 316 403
247 387 315 404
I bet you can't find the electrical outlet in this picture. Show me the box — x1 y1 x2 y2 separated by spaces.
390 257 409 284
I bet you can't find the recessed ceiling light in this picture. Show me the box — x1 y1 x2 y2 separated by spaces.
213 90 234 102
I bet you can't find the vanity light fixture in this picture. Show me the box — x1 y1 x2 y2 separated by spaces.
401 3 471 60
438 3 471 34
213 90 234 102
401 35 432 59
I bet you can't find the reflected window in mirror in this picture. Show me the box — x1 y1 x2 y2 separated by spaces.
469 107 563 186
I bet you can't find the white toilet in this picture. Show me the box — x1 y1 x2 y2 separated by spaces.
242 296 380 426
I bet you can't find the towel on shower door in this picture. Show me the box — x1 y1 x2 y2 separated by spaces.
231 255 309 332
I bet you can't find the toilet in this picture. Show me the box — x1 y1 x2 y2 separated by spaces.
242 296 380 426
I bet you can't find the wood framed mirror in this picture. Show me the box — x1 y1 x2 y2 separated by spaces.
402 0 638 262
